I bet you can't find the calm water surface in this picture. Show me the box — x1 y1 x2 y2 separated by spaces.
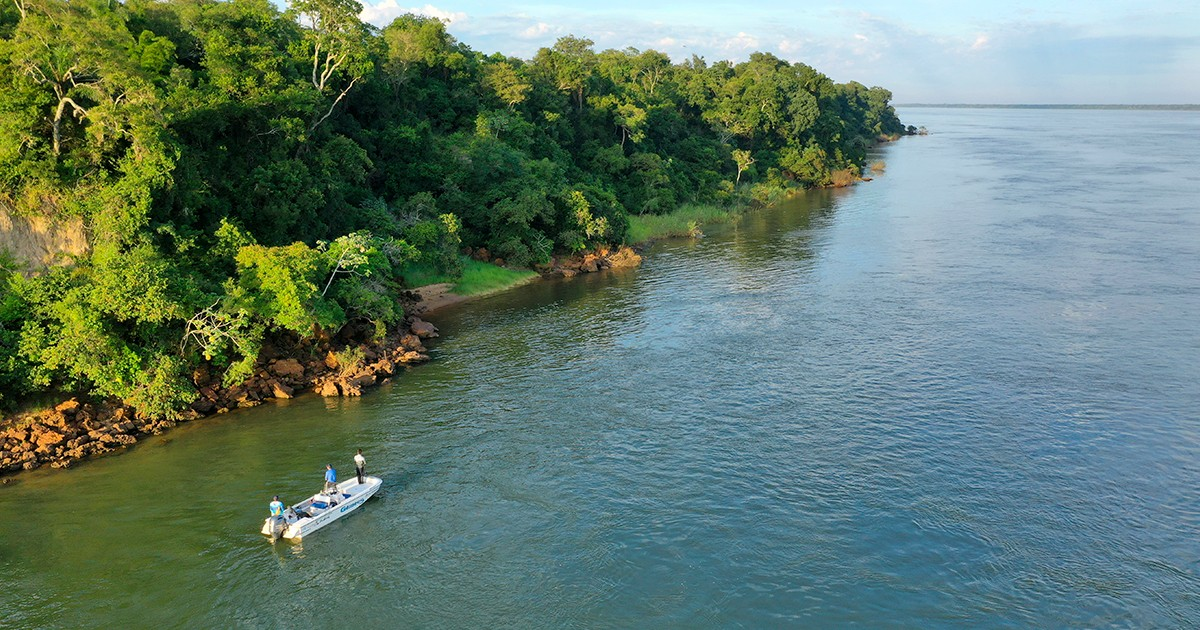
3 108 1200 627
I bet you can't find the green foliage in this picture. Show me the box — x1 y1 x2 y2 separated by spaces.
627 203 743 243
234 241 340 335
449 259 537 296
0 252 33 408
0 0 902 418
331 345 363 377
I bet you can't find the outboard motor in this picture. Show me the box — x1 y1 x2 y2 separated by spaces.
263 515 286 541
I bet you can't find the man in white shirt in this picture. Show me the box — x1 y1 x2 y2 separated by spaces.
354 449 366 484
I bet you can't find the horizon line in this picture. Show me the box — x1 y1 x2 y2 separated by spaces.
896 103 1200 110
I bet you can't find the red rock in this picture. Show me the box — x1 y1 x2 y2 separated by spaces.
399 334 425 352
269 379 294 399
34 429 66 449
191 398 217 414
55 399 81 415
398 351 429 364
317 381 340 397
269 358 305 379
410 318 439 339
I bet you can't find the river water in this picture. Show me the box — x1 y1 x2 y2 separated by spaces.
3 107 1200 627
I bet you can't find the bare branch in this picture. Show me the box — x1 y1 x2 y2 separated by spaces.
309 75 358 131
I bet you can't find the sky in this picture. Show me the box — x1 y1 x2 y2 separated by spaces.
354 0 1200 104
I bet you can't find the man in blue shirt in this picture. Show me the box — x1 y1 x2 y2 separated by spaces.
269 495 284 517
324 464 337 495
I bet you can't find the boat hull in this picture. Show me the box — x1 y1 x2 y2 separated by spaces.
262 476 381 541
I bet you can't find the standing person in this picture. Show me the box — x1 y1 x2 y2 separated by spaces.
269 495 285 517
324 464 337 495
354 449 366 484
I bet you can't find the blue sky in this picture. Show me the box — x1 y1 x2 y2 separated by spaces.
355 1 1200 103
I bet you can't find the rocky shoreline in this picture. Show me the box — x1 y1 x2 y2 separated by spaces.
0 316 440 476
0 246 643 478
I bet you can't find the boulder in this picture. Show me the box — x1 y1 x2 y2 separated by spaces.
34 428 66 449
55 399 81 415
373 359 395 376
317 380 341 397
191 398 217 415
410 318 439 339
324 351 340 370
270 358 305 379
399 334 425 352
338 381 362 397
269 379 294 399
42 412 69 430
398 351 430 364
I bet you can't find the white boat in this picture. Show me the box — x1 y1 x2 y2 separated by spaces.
261 475 382 541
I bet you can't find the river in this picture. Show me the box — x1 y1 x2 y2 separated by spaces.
3 107 1199 627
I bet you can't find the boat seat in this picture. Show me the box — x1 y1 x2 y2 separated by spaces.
311 501 328 509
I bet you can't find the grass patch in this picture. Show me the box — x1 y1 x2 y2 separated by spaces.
450 259 536 295
400 257 536 296
399 262 454 288
627 203 743 243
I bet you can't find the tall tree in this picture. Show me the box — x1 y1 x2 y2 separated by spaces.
289 0 371 131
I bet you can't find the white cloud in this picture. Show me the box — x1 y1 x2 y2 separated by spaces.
658 37 677 47
520 22 553 39
971 34 990 50
358 2 467 28
777 37 804 54
722 32 759 51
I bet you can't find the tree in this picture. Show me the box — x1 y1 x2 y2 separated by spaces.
483 60 529 110
732 149 755 185
4 0 136 157
290 0 372 130
536 35 594 111
234 242 343 335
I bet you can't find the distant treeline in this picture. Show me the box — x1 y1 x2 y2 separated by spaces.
0 0 905 417
897 104 1200 110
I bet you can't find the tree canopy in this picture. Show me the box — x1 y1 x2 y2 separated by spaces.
0 0 905 416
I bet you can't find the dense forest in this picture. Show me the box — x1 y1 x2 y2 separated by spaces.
0 0 905 418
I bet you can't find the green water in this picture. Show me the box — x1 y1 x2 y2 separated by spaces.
3 107 1200 627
